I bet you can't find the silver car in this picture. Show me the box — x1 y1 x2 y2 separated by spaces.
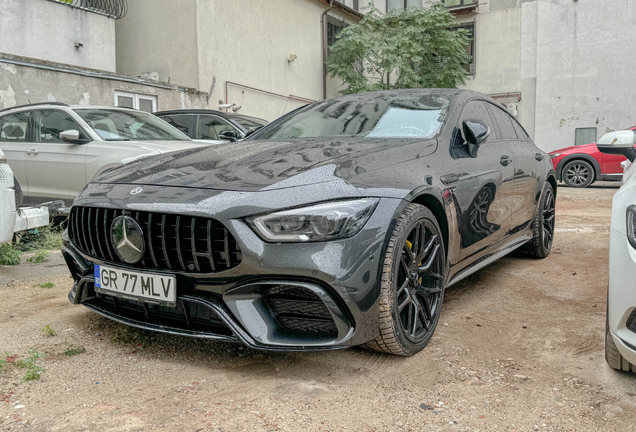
0 103 207 206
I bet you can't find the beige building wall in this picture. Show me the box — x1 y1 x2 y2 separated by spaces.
0 0 116 72
116 0 359 121
115 0 200 89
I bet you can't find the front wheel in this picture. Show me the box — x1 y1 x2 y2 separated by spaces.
365 204 446 356
562 160 594 188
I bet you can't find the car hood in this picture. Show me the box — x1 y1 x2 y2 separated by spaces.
550 143 596 154
94 137 438 192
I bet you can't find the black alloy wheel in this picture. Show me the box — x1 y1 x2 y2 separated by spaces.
522 182 556 259
542 186 556 251
366 204 446 356
563 160 594 188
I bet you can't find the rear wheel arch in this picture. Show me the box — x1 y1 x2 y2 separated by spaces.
557 155 599 181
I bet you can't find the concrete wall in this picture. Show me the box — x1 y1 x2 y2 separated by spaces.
0 0 116 72
460 0 636 152
115 0 199 89
527 0 636 152
0 54 208 112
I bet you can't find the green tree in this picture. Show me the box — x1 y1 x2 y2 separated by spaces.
326 2 471 94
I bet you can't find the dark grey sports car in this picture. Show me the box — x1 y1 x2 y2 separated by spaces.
62 89 556 356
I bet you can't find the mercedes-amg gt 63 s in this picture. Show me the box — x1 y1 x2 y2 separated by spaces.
62 89 556 356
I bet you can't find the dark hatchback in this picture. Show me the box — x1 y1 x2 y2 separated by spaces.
63 89 556 356
155 109 268 142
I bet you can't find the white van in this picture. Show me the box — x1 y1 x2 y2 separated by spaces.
0 149 49 244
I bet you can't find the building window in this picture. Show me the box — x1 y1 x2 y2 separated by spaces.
443 0 478 7
327 16 348 54
387 0 422 11
575 127 597 146
454 22 475 75
114 91 158 113
353 0 359 10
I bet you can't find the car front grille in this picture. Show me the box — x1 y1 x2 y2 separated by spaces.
264 285 338 336
68 206 242 273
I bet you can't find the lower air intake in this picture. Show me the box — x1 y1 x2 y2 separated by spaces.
264 285 338 336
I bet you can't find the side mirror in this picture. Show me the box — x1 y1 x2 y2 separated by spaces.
60 129 89 144
597 130 636 162
60 129 80 142
462 119 490 158
219 130 238 142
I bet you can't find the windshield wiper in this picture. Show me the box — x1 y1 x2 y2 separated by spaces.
104 138 131 141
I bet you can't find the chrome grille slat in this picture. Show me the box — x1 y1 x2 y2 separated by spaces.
68 206 241 274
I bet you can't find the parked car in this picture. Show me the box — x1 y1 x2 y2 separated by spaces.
549 126 636 188
0 103 208 206
155 109 268 143
598 130 636 372
62 89 556 356
0 148 49 244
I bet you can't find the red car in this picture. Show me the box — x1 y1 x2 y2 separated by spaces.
549 126 636 188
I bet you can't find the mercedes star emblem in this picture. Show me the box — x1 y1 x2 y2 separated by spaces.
129 187 144 196
110 216 145 264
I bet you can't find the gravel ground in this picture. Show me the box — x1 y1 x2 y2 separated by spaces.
1 182 635 431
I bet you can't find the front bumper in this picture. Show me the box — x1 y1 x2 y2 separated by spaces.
607 228 636 365
63 185 404 351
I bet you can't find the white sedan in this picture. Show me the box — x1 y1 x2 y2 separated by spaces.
0 103 207 207
598 130 636 372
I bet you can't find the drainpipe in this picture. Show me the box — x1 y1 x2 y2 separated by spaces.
321 0 334 100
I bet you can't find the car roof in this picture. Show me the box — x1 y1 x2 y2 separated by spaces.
154 109 231 118
0 103 141 115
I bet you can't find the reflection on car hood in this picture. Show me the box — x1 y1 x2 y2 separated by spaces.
94 138 438 191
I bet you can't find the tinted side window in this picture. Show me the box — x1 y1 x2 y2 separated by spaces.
512 120 529 140
486 104 517 140
0 112 29 142
461 100 496 141
160 115 192 136
197 115 236 140
34 110 83 143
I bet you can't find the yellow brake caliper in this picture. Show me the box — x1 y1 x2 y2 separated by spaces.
405 240 423 284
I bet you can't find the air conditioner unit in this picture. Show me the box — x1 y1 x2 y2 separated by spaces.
505 103 518 117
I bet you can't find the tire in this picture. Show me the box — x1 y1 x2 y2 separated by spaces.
13 177 23 208
522 182 555 259
562 159 594 188
606 320 636 372
365 204 446 356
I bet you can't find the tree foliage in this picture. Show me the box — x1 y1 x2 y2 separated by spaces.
326 2 471 94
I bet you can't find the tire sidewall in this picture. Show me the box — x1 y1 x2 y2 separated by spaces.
537 183 555 256
563 160 594 188
386 205 446 355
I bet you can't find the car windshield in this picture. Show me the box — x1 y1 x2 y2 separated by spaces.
231 116 268 132
74 109 191 141
256 94 450 140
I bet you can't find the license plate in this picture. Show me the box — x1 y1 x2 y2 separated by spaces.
94 265 176 307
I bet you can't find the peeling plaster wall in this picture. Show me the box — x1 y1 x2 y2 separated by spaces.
0 57 208 111
0 0 116 72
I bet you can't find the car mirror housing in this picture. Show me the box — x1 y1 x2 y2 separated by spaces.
60 129 89 144
219 130 239 142
462 119 490 158
597 130 636 162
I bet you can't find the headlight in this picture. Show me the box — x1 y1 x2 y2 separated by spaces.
247 198 379 242
549 153 562 159
627 205 636 249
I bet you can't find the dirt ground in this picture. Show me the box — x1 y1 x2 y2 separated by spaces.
1 182 635 432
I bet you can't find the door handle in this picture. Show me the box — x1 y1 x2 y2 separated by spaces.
535 153 545 161
26 149 39 155
500 155 512 166
440 173 460 185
